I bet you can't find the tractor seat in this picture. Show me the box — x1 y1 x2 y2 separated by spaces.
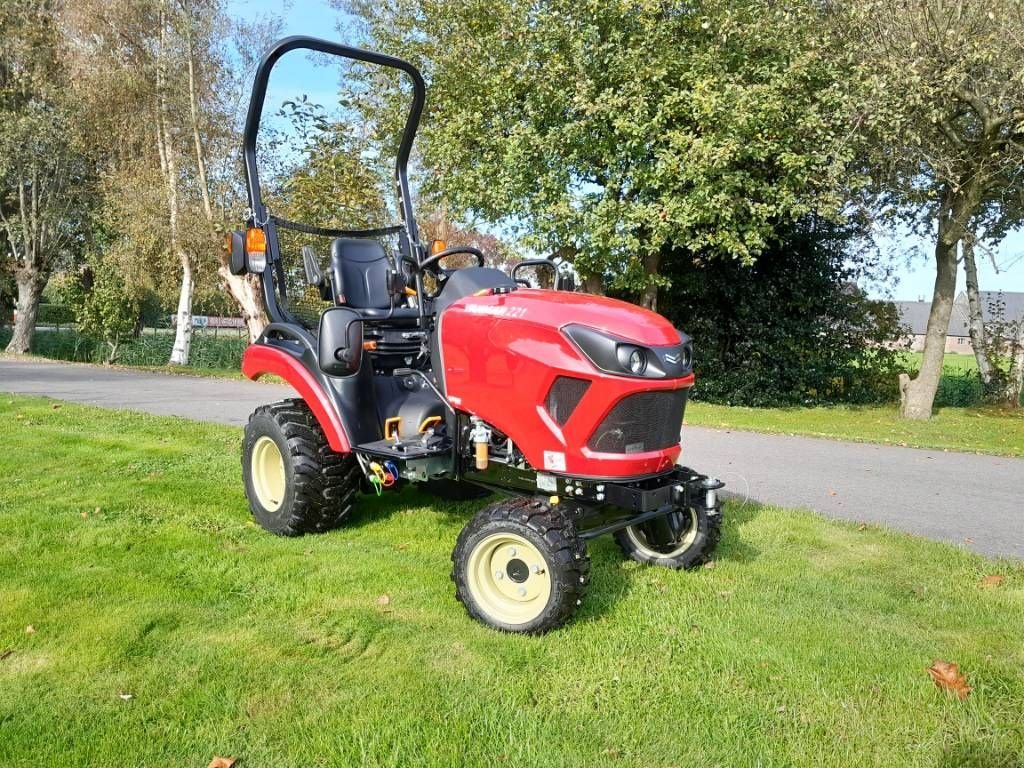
328 237 419 322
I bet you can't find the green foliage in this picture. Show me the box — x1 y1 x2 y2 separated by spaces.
345 0 863 293
840 0 1024 233
35 303 75 325
262 97 389 230
662 217 904 406
75 258 142 364
0 327 246 370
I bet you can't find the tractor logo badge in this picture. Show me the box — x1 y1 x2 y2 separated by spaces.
665 352 681 364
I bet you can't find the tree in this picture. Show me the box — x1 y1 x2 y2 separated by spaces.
343 0 862 309
61 0 269 359
0 0 90 354
76 255 146 364
661 216 904 406
841 0 1024 419
960 231 994 388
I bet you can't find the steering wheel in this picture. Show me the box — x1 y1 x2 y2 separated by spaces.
417 246 486 298
418 245 485 274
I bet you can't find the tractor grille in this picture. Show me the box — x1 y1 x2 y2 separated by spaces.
545 376 591 426
587 388 688 454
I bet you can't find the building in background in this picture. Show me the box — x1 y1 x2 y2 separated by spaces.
894 292 1024 354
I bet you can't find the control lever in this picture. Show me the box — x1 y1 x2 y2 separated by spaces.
301 245 323 286
302 246 333 301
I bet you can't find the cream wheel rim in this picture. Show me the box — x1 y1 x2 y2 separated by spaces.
251 436 286 512
465 532 552 626
625 508 699 558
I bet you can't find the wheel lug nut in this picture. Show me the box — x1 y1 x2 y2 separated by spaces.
508 547 517 556
495 570 504 580
531 564 543 574
517 586 527 597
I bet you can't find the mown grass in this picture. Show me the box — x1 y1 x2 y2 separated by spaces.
686 402 1024 457
1 396 1022 768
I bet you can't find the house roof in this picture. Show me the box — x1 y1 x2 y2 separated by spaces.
895 291 1024 336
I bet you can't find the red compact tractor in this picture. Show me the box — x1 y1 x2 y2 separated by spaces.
229 37 723 633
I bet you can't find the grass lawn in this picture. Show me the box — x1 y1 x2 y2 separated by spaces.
1 397 1022 768
686 402 1024 458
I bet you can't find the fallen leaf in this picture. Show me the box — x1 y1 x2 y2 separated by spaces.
928 660 971 700
965 537 975 544
376 594 391 606
980 574 1005 588
828 489 838 496
717 590 734 598
94 507 101 515
51 403 61 410
703 560 716 570
24 625 35 635
118 693 134 701
207 758 237 768
857 524 868 531
0 649 12 661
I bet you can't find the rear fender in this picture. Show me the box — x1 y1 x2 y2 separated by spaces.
242 341 352 453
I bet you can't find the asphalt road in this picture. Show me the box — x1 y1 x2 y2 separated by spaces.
3 357 1022 559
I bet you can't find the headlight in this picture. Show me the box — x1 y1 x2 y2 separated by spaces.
627 348 647 375
563 324 691 379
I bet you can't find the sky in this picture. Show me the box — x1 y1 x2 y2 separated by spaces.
230 0 1024 302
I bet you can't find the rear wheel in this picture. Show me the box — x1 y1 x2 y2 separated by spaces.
242 398 360 536
614 505 721 569
452 497 589 634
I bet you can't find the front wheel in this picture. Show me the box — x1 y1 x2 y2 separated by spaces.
614 505 721 569
452 497 589 634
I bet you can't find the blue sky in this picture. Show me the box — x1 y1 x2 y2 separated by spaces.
231 0 1024 301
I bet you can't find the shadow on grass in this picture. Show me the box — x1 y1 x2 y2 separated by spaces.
338 485 764 627
715 499 763 565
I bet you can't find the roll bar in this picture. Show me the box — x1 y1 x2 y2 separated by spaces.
241 37 427 324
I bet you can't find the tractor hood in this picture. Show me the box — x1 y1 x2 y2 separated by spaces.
438 287 693 477
449 288 682 347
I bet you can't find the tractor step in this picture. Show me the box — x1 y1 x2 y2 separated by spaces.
355 437 450 462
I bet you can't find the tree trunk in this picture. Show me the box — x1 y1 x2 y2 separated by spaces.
962 232 993 386
156 6 192 366
218 266 266 342
1004 321 1024 408
582 274 604 295
169 257 194 364
640 250 661 311
899 219 959 420
4 271 44 354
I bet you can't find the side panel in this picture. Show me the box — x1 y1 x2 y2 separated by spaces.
440 291 693 478
242 344 352 452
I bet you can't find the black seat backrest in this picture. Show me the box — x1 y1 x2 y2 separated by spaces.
329 238 392 309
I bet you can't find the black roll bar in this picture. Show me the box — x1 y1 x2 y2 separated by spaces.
241 36 427 324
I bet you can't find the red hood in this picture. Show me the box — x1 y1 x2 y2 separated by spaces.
451 288 680 346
